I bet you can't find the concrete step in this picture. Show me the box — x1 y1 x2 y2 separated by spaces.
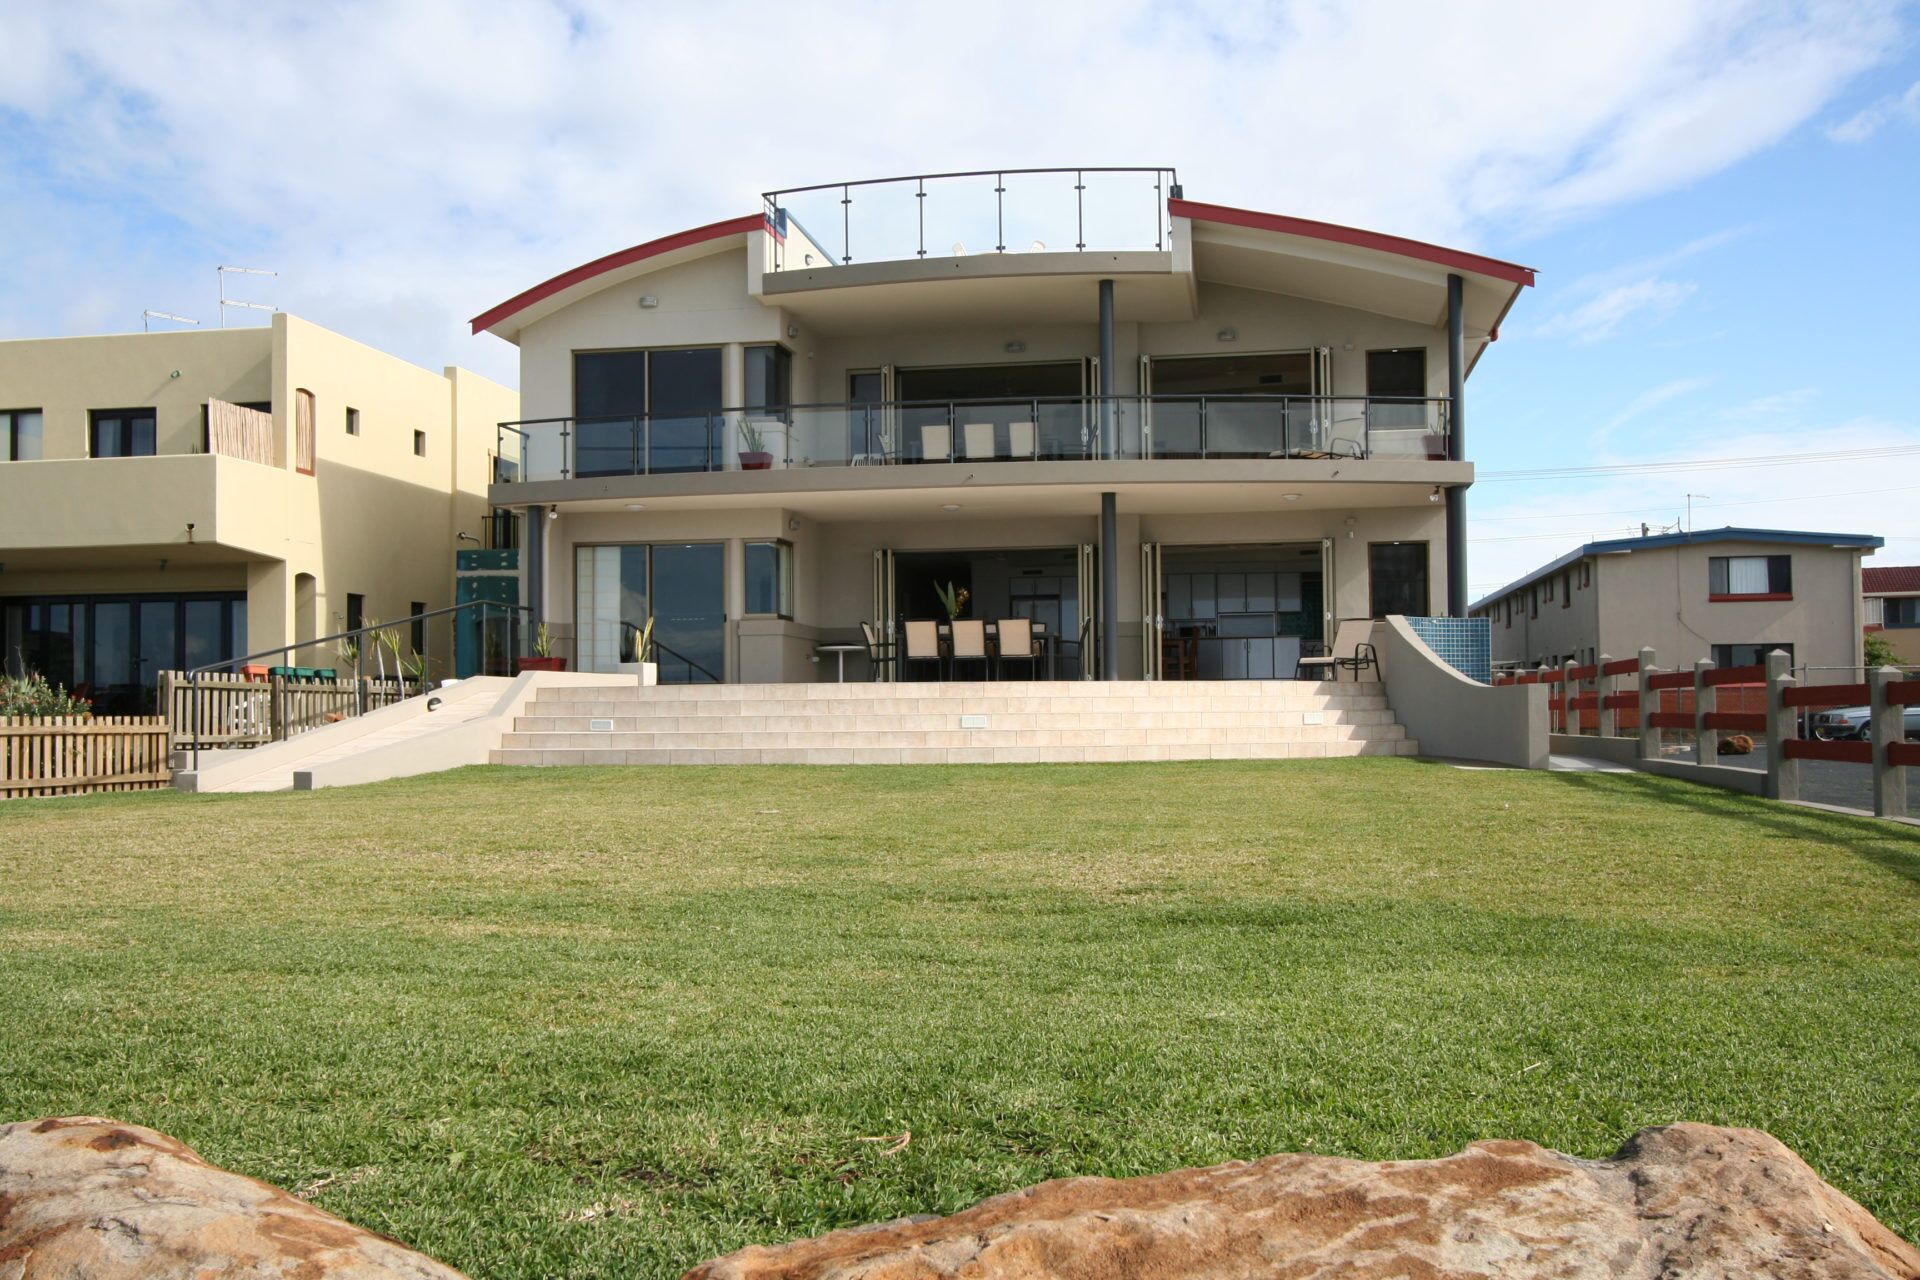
521 694 1392 716
497 723 1407 750
489 738 1420 767
510 708 1399 733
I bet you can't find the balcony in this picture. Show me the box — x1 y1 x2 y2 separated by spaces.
0 452 291 561
494 395 1452 484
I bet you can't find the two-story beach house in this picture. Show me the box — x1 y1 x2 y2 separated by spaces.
475 168 1534 683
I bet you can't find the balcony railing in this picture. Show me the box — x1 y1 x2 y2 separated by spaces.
494 395 1452 484
762 167 1180 273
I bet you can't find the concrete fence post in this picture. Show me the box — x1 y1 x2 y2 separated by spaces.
1693 659 1718 764
1870 666 1908 820
1561 658 1578 735
1597 653 1616 739
1765 650 1798 803
1637 647 1659 761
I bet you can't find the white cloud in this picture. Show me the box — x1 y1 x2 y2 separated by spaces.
1827 79 1920 142
0 0 1904 380
1591 376 1715 444
1534 278 1699 343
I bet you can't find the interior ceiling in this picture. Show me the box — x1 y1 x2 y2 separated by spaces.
545 479 1440 521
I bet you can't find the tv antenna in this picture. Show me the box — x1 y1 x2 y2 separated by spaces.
143 310 200 332
1685 493 1709 533
217 266 278 327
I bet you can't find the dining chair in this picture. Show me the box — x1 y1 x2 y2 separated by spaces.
1008 421 1037 460
903 619 944 680
919 424 952 463
949 619 990 680
963 422 996 460
860 621 895 682
995 617 1040 680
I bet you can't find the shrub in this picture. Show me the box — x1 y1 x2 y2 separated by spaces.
0 672 93 717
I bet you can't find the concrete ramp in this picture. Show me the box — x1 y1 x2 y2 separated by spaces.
173 672 615 793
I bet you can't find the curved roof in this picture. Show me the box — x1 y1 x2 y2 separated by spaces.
1169 199 1536 287
471 213 771 336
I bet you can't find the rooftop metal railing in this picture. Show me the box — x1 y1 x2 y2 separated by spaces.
493 394 1452 483
762 167 1180 271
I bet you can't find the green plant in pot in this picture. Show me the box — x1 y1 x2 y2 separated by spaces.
617 615 659 685
738 416 773 470
517 621 568 673
934 581 970 621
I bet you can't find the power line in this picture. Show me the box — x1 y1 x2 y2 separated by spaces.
1477 443 1920 482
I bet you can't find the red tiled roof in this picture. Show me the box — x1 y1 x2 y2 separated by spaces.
1863 565 1920 594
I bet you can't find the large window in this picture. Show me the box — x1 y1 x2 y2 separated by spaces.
744 345 792 411
575 543 725 682
745 540 792 617
1146 352 1314 458
1 409 43 461
90 408 157 458
1368 542 1430 618
1709 554 1791 599
2 593 246 714
572 347 723 476
1711 642 1793 668
1886 598 1920 628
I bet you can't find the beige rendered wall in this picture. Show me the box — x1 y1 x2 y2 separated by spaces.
1593 541 1865 672
1480 558 1601 669
1866 612 1920 664
541 501 1444 682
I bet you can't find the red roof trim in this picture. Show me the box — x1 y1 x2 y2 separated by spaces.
1170 199 1537 287
471 213 773 335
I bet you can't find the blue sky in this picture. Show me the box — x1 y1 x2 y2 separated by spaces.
1 1 1916 593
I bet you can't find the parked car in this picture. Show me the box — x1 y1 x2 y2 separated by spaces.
1809 704 1920 740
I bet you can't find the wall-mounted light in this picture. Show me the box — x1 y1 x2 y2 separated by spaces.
788 516 801 532
185 522 196 544
638 295 660 308
1217 327 1237 342
786 323 800 339
1429 485 1443 504
1345 515 1358 540
546 508 559 521
1005 339 1027 354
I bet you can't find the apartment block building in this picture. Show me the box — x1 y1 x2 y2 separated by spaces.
1863 564 1920 664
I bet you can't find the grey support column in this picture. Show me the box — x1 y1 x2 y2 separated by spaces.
1445 272 1467 618
1871 667 1908 819
1636 647 1659 761
1693 659 1718 764
526 504 546 631
1597 654 1617 739
1098 278 1120 679
1764 649 1798 802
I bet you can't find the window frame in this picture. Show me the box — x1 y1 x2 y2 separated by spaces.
89 407 158 458
1708 553 1792 601
1366 540 1430 620
1 408 45 462
345 406 360 436
1710 641 1794 668
413 429 427 457
1884 597 1920 628
743 538 794 619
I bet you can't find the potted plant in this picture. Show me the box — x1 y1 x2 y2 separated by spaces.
516 622 568 673
616 615 659 686
738 416 773 471
934 580 970 621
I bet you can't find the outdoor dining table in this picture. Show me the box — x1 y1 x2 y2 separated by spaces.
812 642 867 682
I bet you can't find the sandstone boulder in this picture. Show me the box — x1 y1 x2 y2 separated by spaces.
0 1116 467 1279
685 1123 1920 1280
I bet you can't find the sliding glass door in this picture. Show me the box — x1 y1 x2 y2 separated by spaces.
575 543 725 682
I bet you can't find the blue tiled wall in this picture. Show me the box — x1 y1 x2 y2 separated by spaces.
1403 616 1491 684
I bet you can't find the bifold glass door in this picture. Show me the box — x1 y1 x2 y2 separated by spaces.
575 544 725 681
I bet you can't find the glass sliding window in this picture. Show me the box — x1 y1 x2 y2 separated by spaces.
138 600 177 698
646 348 723 473
744 540 792 617
91 601 135 707
744 345 792 411
650 544 725 682
1366 349 1429 432
2 409 44 461
183 599 226 671
1145 353 1312 458
1368 542 1430 618
90 408 158 458
573 350 647 478
574 545 650 672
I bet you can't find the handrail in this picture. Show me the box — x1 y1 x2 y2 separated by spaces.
185 600 533 772
619 620 722 685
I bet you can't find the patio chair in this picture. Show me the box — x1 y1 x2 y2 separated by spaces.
949 619 990 680
919 424 952 463
994 617 1041 680
902 619 944 680
962 422 996 460
860 621 895 682
1008 421 1037 459
1294 618 1378 683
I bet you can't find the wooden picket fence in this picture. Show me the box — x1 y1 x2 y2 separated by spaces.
0 715 171 799
160 671 420 751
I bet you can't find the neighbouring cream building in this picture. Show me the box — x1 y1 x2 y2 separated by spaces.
0 313 517 712
1471 527 1882 675
473 167 1534 683
1862 564 1920 665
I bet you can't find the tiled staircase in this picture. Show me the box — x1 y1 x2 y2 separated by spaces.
490 679 1416 766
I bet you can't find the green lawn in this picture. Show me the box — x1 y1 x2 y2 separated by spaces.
3 760 1918 1276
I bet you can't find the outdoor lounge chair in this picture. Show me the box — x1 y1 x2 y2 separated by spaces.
860 621 895 682
994 617 1040 680
1294 618 1378 682
963 422 996 460
903 619 944 680
949 619 990 680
